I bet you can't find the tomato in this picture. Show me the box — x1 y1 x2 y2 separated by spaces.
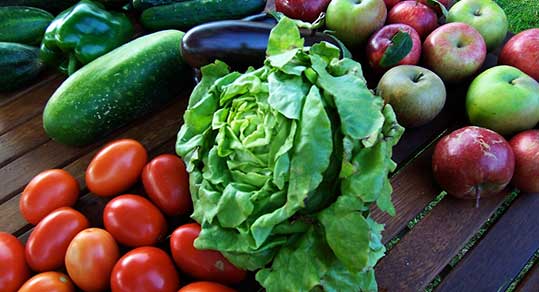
86 139 148 197
111 246 180 292
65 228 119 292
18 272 74 292
20 169 79 225
25 207 89 272
178 281 237 292
170 223 246 284
0 232 30 292
142 154 192 216
103 194 167 247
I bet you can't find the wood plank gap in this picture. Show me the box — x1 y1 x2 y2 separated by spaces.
0 115 50 168
516 254 539 292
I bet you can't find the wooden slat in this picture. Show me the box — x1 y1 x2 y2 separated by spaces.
436 193 539 292
0 74 64 135
376 191 508 291
373 146 441 242
0 115 49 168
517 261 539 292
0 72 60 107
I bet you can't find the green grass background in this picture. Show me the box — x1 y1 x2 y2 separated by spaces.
493 0 539 32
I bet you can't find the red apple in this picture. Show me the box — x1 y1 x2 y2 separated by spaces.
387 1 438 39
275 0 331 22
366 24 421 73
432 126 515 204
509 130 539 193
384 0 401 10
423 23 486 83
499 28 539 81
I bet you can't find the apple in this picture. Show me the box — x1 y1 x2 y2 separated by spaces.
384 0 401 9
446 0 508 52
509 130 539 193
466 65 539 135
326 0 387 48
366 24 422 73
499 28 539 81
419 0 454 9
275 0 331 22
423 23 486 83
376 65 446 127
432 126 515 204
387 1 438 39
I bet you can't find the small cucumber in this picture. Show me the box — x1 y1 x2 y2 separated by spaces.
140 0 266 31
0 42 45 92
43 30 191 146
132 0 189 10
0 6 54 45
0 0 79 14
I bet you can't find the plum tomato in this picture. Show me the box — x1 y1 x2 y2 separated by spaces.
25 207 89 272
0 232 30 292
142 154 192 216
65 228 119 292
178 281 237 292
103 194 167 247
18 271 74 292
86 139 148 197
111 246 180 292
20 169 79 225
170 223 246 284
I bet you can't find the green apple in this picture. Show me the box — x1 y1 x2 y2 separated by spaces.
447 0 508 51
326 0 387 48
466 65 539 135
376 65 446 128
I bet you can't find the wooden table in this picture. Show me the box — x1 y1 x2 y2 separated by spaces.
2 8 539 292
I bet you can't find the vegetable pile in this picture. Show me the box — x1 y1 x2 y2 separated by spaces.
176 18 404 291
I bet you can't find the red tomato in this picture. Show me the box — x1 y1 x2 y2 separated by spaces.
18 271 74 292
103 194 167 247
20 169 79 225
86 139 148 197
0 232 30 292
178 281 237 292
111 246 180 292
170 223 246 284
142 154 192 216
65 228 119 292
25 207 89 272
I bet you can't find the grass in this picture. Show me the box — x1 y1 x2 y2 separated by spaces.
493 0 539 32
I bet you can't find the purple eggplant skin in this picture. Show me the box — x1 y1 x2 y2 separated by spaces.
181 20 346 70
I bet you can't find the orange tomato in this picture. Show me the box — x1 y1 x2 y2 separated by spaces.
18 272 74 292
86 139 148 197
178 281 237 292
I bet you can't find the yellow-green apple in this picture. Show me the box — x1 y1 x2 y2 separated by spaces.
466 65 539 135
376 65 446 127
387 1 438 39
366 24 421 73
423 23 486 83
432 126 515 204
499 28 539 81
447 0 508 51
509 130 539 193
275 0 331 22
326 0 387 48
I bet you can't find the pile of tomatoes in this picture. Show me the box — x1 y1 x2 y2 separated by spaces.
0 139 245 292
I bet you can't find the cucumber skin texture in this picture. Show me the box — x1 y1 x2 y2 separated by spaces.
133 0 190 10
0 6 54 45
0 42 44 92
43 30 190 146
141 0 266 31
0 0 79 14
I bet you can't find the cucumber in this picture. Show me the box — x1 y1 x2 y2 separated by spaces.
43 30 191 146
132 0 189 10
140 0 266 31
0 6 54 45
0 42 45 92
0 0 79 14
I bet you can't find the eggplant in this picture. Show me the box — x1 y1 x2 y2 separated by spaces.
181 20 350 70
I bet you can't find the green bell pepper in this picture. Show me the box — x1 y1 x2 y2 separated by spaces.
40 0 133 75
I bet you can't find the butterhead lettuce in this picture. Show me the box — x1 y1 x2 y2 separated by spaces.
176 17 404 292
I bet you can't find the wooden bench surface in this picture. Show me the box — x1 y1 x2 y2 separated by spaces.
1 1 538 291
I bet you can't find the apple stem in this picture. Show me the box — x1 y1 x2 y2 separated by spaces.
475 187 481 208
